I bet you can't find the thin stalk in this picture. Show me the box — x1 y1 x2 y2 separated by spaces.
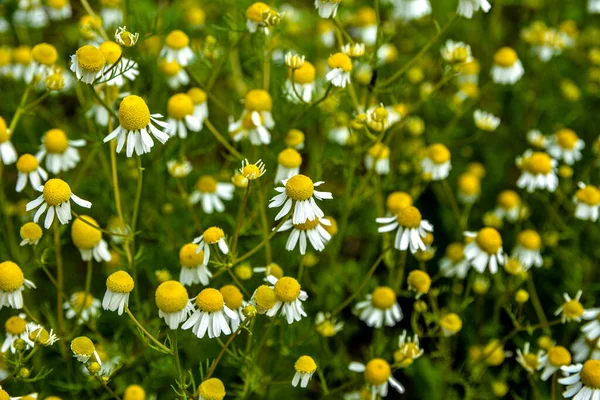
170 330 186 400
204 120 244 160
94 375 122 400
256 185 272 264
234 215 289 264
527 274 549 332
53 221 65 349
129 156 143 307
232 183 251 256
125 307 173 354
204 318 251 382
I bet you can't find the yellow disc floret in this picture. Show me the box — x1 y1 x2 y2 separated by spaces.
32 43 58 66
76 45 106 73
581 360 600 389
292 61 316 84
73 292 94 309
198 378 226 400
246 2 270 22
445 242 464 262
71 336 95 356
518 230 541 250
254 285 276 312
494 47 518 67
274 277 301 302
522 152 553 174
386 191 413 214
159 59 182 76
42 178 72 206
266 263 284 279
0 117 8 143
562 299 584 320
187 87 207 104
277 148 302 169
5 315 27 335
497 190 520 209
179 243 205 267
285 174 314 201
547 346 571 367
364 358 391 386
196 176 218 193
165 30 190 50
396 206 422 229
20 222 42 242
71 215 102 249
556 128 579 150
476 227 502 254
155 281 189 313
98 41 122 65
371 286 396 310
458 173 481 196
295 355 317 373
328 53 352 72
427 144 451 164
118 95 151 131
285 129 305 148
441 313 462 334
44 128 69 154
220 285 243 310
203 226 225 244
576 185 600 206
244 89 272 112
123 384 146 400
368 143 390 160
407 270 431 294
106 271 135 293
196 288 225 312
293 218 321 231
16 154 39 173
13 46 32 65
167 93 194 119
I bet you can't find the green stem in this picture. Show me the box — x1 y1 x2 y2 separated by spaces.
204 318 251 382
233 215 289 264
232 183 251 256
53 220 66 357
527 274 549 332
256 185 272 264
129 155 143 307
204 119 244 160
125 307 172 354
170 330 186 400
94 375 122 400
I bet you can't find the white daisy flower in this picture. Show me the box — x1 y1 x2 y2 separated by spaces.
188 87 209 124
351 9 377 45
0 117 17 165
571 335 600 363
165 93 202 139
511 229 543 269
26 323 60 347
230 89 275 146
440 40 473 64
538 345 573 381
328 124 351 145
2 313 35 353
101 5 123 28
474 109 500 131
315 0 341 18
160 59 190 89
182 288 238 339
292 356 317 388
315 312 344 337
15 154 47 192
102 271 134 316
275 148 302 184
99 41 139 87
493 190 522 223
167 158 193 178
189 176 234 214
70 44 106 84
285 61 316 104
269 174 332 225
365 143 391 175
246 2 277 34
516 150 558 192
70 336 102 364
160 30 195 66
178 243 211 287
64 292 101 324
277 217 332 255
559 360 600 399
354 286 403 328
326 53 352 88
19 222 43 246
377 206 433 254
114 26 139 47
547 128 584 165
491 47 524 85
71 215 111 263
457 0 491 18
219 285 246 332
421 143 452 181
155 281 194 330
0 262 36 310
14 0 48 28
36 128 85 175
264 275 308 324
392 0 432 22
516 342 544 373
574 183 600 222
554 291 584 323
348 359 405 398
463 228 505 274
193 226 229 265
395 330 424 366
46 0 72 20
439 242 470 279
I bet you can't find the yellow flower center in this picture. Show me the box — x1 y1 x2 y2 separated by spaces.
165 30 190 50
5 315 27 335
285 129 305 147
47 0 68 8
523 152 553 174
295 355 317 373
186 6 206 26
277 148 302 169
71 336 95 357
458 173 481 195
198 378 226 400
106 271 134 293
503 258 523 275
44 128 69 154
159 59 182 76
368 143 390 160
246 2 270 22
293 218 321 231
119 95 151 131
220 285 243 310
265 263 284 279
76 45 106 73
285 174 314 201
445 243 464 262
483 340 505 366
556 128 579 150
155 281 189 313
32 43 58 66
42 178 71 207
167 93 194 119
407 270 431 294
98 41 122 65
364 358 391 386
396 206 422 229
241 111 263 129
547 346 571 367
355 6 376 26
187 87 207 104
494 47 518 67
460 60 481 75
196 288 224 313
20 222 42 241
581 360 600 389
316 320 337 337
498 190 520 209
476 227 502 254
13 46 32 65
242 163 262 179
538 336 553 350
245 89 272 112
576 186 600 205
371 286 396 309
71 215 102 249
328 53 352 72
562 299 584 319
399 343 421 360
441 313 462 333
0 117 8 143
73 292 94 309
29 327 50 343
179 243 205 268
16 154 39 173
254 285 276 311
123 384 145 400
427 143 451 164
522 353 539 370
292 61 316 84
518 230 541 250
274 277 301 302
194 176 217 193
203 226 225 244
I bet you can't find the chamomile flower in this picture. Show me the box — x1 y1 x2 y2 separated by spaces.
491 47 524 85
365 143 390 175
70 45 105 84
251 285 277 314
15 154 47 192
155 280 194 330
0 117 17 165
123 385 145 400
440 40 473 64
26 178 92 229
160 30 195 66
198 378 226 400
182 288 238 338
36 128 85 174
421 144 452 181
342 42 366 58
574 183 600 222
0 262 35 310
19 222 42 246
407 270 431 298
114 26 139 47
265 275 308 324
239 159 267 181
527 129 548 148
474 109 500 131
2 314 34 353
70 336 102 364
159 59 189 89
355 286 403 328
512 229 543 269
384 192 412 216
394 330 424 367
315 0 341 19
328 116 351 145
464 228 505 274
178 243 211 287
167 158 192 178
494 190 522 222
326 53 352 88
187 87 209 123
103 95 170 157
269 174 333 224
193 226 229 265
457 0 491 18
516 150 558 192
352 7 377 45
516 342 544 373
165 93 202 139
547 128 584 165
286 61 316 103
559 360 600 399
220 285 245 331
71 216 111 262
439 242 470 279
315 312 344 337
277 217 332 254
102 271 134 315
377 206 434 253
275 148 302 184
246 2 273 34
26 324 59 347
189 176 234 214
293 356 317 388
318 20 336 47
392 0 432 22
457 173 481 204
64 292 101 324
440 313 463 336
229 89 274 146
555 291 584 323
572 336 600 362
98 41 139 87
582 308 600 342
348 359 405 398
46 0 72 20
539 346 572 380
100 0 123 28
14 0 48 28
456 59 481 85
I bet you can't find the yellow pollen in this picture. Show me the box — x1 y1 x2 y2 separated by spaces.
198 378 226 400
498 190 520 209
576 186 600 205
266 263 284 279
235 264 253 280
106 271 134 293
254 285 276 311
407 270 431 294
538 336 553 350
371 286 396 309
195 176 218 193
44 128 69 154
445 242 464 262
285 129 305 147
13 46 32 65
396 206 422 228
364 358 391 386
295 355 317 373
179 243 205 268
556 128 579 150
73 292 94 309
42 178 71 206
165 30 190 50
274 276 301 302
71 215 102 249
16 154 39 173
187 87 207 104
119 95 151 131
76 45 106 73
328 53 352 72
518 230 541 250
292 61 316 84
547 346 571 367
494 47 518 67
458 173 481 196
368 143 390 160
523 152 553 174
123 384 145 400
441 313 462 333
196 288 225 312
242 163 261 178
277 148 302 169
316 320 337 337
71 336 95 356
523 353 539 370
98 41 122 65
159 59 182 76
32 43 58 66
155 281 189 313
285 174 314 201
167 93 194 119
427 143 451 164
483 340 505 366
460 59 481 75
581 360 600 389
20 222 42 241
293 218 321 231
476 227 502 254
246 2 270 22
563 299 584 319
5 316 27 335
203 227 225 244
220 285 243 310
245 89 272 112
